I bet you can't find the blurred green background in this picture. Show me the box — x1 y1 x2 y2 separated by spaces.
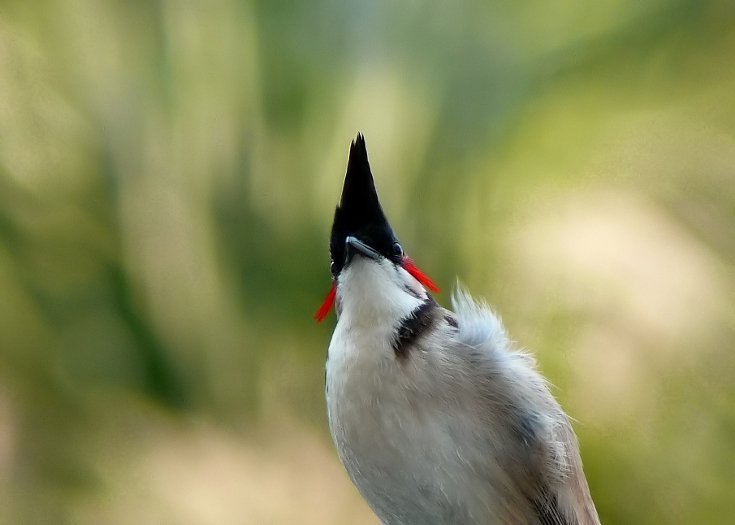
0 0 734 523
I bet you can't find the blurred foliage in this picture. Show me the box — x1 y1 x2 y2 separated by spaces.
0 0 734 523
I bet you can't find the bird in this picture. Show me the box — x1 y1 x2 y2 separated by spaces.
316 133 600 525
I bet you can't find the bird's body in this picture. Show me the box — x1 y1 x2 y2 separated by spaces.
319 135 600 525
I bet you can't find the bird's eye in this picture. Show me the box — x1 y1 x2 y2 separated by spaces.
391 242 403 258
330 260 337 275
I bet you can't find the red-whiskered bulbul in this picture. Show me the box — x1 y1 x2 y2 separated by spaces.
316 134 600 525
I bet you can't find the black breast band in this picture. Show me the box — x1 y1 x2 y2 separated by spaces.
392 297 437 359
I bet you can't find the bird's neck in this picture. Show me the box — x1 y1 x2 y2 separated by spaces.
335 259 424 329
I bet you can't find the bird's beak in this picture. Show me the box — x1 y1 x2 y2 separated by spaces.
345 236 381 265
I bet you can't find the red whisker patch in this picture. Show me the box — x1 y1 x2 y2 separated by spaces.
402 257 440 292
315 282 336 322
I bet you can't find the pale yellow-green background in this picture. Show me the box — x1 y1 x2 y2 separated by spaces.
0 1 734 523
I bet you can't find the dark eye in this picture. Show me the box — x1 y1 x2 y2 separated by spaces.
330 260 337 275
391 242 403 258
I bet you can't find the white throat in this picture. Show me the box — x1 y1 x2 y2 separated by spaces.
335 257 425 330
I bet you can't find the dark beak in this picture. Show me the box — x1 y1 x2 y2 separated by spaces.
345 236 381 265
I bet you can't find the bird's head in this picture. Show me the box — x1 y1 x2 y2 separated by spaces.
315 134 439 322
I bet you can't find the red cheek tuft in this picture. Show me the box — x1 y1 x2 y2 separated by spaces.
315 281 336 322
402 256 440 292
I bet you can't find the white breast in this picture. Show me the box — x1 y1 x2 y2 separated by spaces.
325 312 505 524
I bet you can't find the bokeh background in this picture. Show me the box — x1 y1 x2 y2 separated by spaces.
0 0 734 523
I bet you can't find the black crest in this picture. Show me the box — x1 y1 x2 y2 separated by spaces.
329 134 399 276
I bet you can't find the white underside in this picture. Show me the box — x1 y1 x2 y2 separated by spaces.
326 259 542 524
325 256 598 524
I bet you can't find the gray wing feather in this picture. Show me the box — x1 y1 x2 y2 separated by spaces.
450 287 600 525
533 492 575 525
